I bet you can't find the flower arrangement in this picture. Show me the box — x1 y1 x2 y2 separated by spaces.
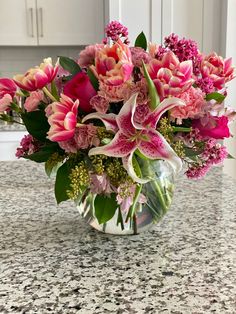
1 21 235 234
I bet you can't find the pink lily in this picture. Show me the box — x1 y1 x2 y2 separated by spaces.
83 93 185 183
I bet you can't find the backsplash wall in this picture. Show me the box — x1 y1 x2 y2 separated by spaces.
0 46 83 78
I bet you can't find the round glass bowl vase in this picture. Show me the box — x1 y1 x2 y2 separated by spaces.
76 159 175 235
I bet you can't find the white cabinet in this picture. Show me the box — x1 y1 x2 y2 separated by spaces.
106 0 223 54
36 0 104 46
0 0 105 46
0 0 37 45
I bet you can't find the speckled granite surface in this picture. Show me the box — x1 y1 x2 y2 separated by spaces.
0 161 235 314
0 121 25 132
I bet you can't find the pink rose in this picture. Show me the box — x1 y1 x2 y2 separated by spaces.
193 116 230 139
63 72 96 113
13 58 58 91
24 90 45 112
91 39 133 86
170 87 205 121
47 94 79 142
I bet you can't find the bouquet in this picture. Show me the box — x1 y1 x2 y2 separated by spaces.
1 21 235 234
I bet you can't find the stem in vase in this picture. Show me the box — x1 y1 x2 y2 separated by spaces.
133 214 138 235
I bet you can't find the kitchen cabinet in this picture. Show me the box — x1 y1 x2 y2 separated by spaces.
0 0 37 45
0 0 105 46
106 0 223 54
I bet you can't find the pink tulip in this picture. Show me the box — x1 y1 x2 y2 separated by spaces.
24 90 45 112
13 58 58 91
193 115 230 139
47 94 79 142
146 51 194 100
201 52 235 89
0 78 17 98
63 72 96 113
83 94 185 183
91 39 133 86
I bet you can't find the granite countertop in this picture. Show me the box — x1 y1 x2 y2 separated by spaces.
0 161 235 314
0 120 26 132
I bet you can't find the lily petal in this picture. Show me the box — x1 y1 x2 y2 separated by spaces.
88 131 136 158
117 93 138 135
143 97 185 129
122 151 150 184
138 129 182 174
82 112 118 132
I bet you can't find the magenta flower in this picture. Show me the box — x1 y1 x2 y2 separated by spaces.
0 78 17 112
91 39 133 86
146 51 194 100
105 21 129 43
14 58 58 91
47 94 79 142
193 115 230 139
83 94 184 183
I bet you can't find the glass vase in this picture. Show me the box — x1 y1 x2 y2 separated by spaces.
76 159 175 235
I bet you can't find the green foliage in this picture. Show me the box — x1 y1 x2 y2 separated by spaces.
205 92 225 103
54 161 71 204
94 193 118 224
21 110 50 141
87 68 99 91
135 31 147 50
59 56 82 75
142 62 160 110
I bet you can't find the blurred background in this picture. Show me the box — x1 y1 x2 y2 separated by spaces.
0 0 235 178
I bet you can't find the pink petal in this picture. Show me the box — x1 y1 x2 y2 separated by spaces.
64 111 77 130
117 93 138 135
88 131 136 158
138 129 182 174
122 151 150 184
48 129 75 142
82 112 118 132
143 97 185 129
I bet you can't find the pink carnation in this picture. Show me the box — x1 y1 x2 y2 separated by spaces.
59 124 99 153
24 90 45 112
90 95 109 113
130 47 151 68
78 44 104 68
170 87 205 122
0 94 12 112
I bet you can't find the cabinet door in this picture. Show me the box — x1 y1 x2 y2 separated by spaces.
105 0 162 45
0 0 37 46
36 0 104 46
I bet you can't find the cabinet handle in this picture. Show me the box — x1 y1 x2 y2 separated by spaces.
39 7 44 37
28 8 34 37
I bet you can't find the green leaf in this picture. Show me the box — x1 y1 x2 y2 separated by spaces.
205 92 226 103
142 61 160 110
45 159 64 177
55 161 71 204
94 193 118 224
21 110 50 141
87 68 99 91
227 153 235 159
135 31 147 50
51 81 59 101
24 143 60 163
59 56 82 75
